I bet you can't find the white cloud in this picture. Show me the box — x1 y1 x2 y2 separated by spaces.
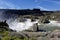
34 0 50 11
52 1 60 4
34 0 38 3
34 0 60 11
0 0 20 9
37 6 50 11
44 0 60 4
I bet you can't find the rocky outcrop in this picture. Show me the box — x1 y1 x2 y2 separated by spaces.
0 20 13 32
32 23 38 32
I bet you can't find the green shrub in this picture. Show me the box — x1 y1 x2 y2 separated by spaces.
3 31 10 36
2 36 10 40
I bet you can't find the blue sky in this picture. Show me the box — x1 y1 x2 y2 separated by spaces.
0 0 60 11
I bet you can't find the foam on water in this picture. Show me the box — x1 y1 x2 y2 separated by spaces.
7 18 39 32
44 20 60 27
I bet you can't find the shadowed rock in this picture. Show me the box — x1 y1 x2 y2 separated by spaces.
0 20 13 31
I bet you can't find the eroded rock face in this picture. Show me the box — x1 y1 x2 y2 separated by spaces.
32 23 38 32
0 20 9 27
43 19 50 24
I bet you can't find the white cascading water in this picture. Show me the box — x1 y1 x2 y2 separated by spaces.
7 18 60 32
7 18 39 32
42 20 60 27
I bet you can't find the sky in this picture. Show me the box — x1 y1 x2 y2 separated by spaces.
0 0 60 11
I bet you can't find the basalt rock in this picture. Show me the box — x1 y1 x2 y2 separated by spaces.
0 20 13 31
